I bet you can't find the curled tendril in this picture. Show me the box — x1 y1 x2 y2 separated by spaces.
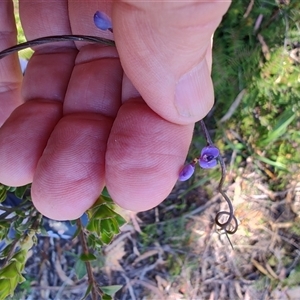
178 121 238 248
200 120 238 244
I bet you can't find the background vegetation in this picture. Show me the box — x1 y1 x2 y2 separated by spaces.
0 0 300 299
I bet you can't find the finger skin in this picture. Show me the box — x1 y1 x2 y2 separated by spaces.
32 46 123 220
113 1 231 125
0 0 23 125
63 45 122 117
0 100 62 186
0 0 77 188
19 0 72 39
31 113 113 220
106 99 194 211
0 1 205 221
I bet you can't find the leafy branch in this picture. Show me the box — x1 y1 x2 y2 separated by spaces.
76 195 126 300
0 185 41 300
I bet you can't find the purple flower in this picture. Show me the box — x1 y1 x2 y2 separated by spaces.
94 11 113 32
199 146 219 169
178 163 195 181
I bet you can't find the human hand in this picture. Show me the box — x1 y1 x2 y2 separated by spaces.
0 0 230 220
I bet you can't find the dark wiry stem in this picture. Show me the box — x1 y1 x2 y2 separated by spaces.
200 120 213 145
200 120 238 246
216 155 238 234
0 35 115 60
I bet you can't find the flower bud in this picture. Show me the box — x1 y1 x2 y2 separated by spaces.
178 164 195 181
94 11 113 32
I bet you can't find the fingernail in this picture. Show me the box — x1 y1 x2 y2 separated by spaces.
174 61 213 120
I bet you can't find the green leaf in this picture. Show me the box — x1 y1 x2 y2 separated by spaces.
100 285 122 296
86 219 96 232
14 185 29 199
0 263 20 279
0 188 7 203
0 261 25 300
114 214 126 227
111 218 121 234
6 186 16 193
88 194 114 214
89 196 106 210
18 274 26 284
80 283 93 300
39 225 48 236
80 253 97 262
0 221 10 229
0 283 11 300
102 294 112 300
100 194 114 205
101 187 111 198
100 229 114 245
255 155 288 170
259 111 295 146
75 259 87 280
93 205 116 220
71 225 82 240
100 219 115 234
87 233 103 249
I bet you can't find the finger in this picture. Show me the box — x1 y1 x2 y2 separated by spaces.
31 46 123 220
20 0 77 102
112 1 231 125
0 100 62 186
0 0 23 125
106 99 194 212
31 113 114 220
0 0 75 186
19 0 72 39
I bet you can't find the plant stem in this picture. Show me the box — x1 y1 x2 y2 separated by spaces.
200 120 213 145
200 120 238 240
0 35 115 60
76 219 102 300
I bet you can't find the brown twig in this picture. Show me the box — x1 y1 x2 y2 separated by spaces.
243 0 255 18
76 219 103 300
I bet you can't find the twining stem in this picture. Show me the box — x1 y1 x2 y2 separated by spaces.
216 156 238 234
200 120 213 145
200 120 238 238
0 35 115 60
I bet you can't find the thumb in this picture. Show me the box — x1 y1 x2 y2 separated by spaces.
112 1 231 125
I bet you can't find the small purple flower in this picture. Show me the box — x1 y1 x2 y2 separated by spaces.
199 146 219 169
178 163 195 181
94 11 113 32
